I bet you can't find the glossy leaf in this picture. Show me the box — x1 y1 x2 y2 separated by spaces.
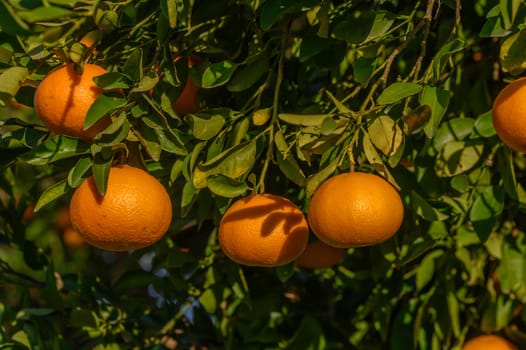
377 82 423 105
18 136 90 165
193 139 258 188
500 28 526 75
0 67 28 99
201 61 238 88
84 94 127 129
227 56 269 92
432 118 475 152
67 157 92 188
411 190 448 221
333 11 394 45
421 86 450 138
470 186 504 241
207 175 250 198
34 179 70 212
435 141 484 177
185 113 226 141
367 115 403 156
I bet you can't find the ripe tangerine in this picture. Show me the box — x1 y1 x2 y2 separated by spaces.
34 63 110 140
69 165 172 251
218 194 309 267
492 77 526 153
462 334 518 350
307 172 404 248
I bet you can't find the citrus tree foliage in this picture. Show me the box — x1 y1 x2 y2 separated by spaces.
1 0 526 349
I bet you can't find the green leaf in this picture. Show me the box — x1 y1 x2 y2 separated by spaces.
305 156 339 198
201 61 238 88
160 0 178 29
284 315 325 350
1 127 47 149
432 39 465 79
193 139 258 188
500 0 520 30
131 71 159 93
181 181 198 212
93 72 131 89
91 150 113 196
432 118 475 151
18 6 72 23
11 330 31 348
155 127 188 156
278 113 330 127
17 308 56 318
415 250 443 292
352 57 376 83
411 191 448 221
447 291 461 337
421 86 450 138
333 11 394 45
122 48 143 82
84 93 127 129
207 175 250 198
473 110 496 137
497 244 526 302
67 157 92 188
259 0 307 31
435 141 484 177
227 56 269 92
275 146 306 187
500 28 526 76
35 179 70 212
185 113 226 140
0 0 30 36
367 116 403 156
19 136 90 165
199 288 217 313
480 12 511 38
470 186 504 241
137 123 161 161
377 82 423 105
0 67 28 100
481 295 516 332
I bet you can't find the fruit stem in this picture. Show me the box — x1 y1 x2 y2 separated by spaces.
257 31 286 193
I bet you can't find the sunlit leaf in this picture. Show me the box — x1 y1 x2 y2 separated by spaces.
377 82 423 105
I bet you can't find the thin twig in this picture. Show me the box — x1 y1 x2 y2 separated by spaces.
381 0 436 87
257 33 286 193
409 0 436 82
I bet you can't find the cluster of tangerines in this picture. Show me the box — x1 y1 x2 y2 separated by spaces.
30 35 523 349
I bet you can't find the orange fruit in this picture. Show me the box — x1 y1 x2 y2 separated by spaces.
69 165 172 251
462 334 518 350
34 63 110 140
307 172 404 248
79 34 100 56
62 227 86 248
218 194 309 267
296 239 347 269
492 77 526 153
22 202 36 221
173 55 200 116
54 206 71 230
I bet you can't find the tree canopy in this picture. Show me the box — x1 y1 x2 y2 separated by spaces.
1 0 526 349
